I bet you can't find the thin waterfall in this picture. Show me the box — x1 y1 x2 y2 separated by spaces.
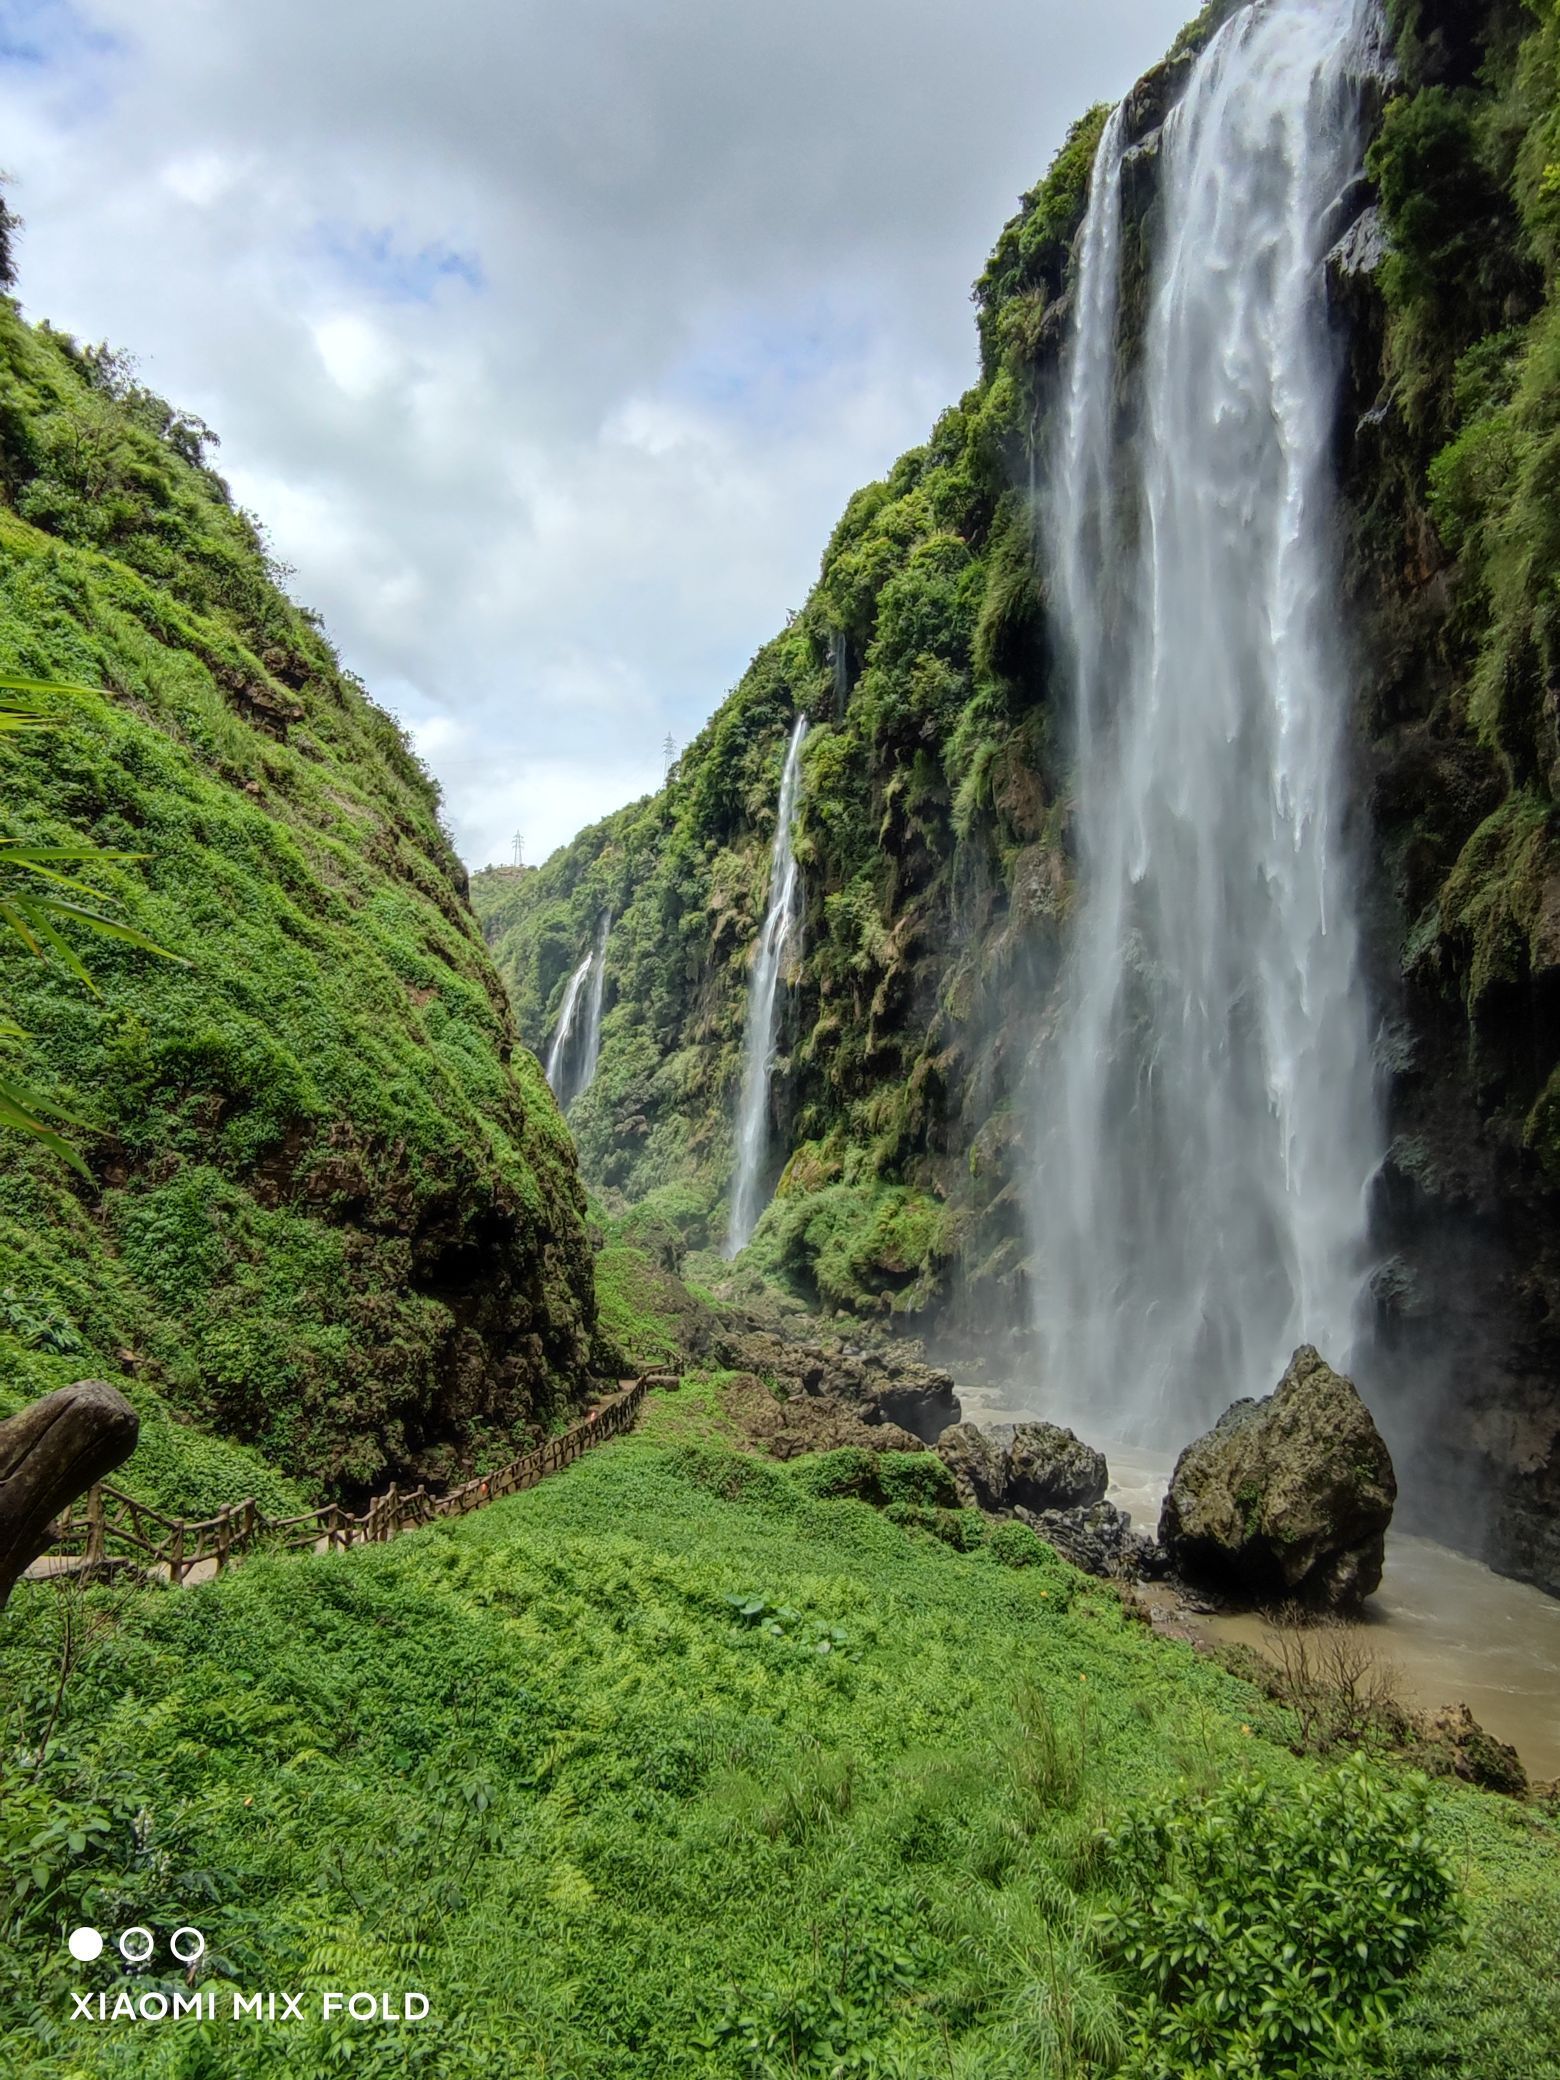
578 910 612 1096
1028 0 1383 1439
545 950 593 1104
725 714 810 1257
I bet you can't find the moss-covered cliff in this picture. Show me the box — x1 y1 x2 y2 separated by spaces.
1336 0 1560 1589
474 0 1560 1591
0 274 598 1511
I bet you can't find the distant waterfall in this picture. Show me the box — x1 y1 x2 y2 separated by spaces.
725 715 809 1257
578 911 612 1095
545 951 593 1104
1028 0 1382 1438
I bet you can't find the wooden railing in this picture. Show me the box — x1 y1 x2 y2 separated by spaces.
35 1374 672 1588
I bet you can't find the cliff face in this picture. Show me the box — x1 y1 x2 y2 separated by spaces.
0 286 598 1509
1340 0 1560 1589
473 0 1560 1591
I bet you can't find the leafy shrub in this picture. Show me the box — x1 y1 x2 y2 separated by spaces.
883 1501 987 1552
1098 1756 1458 2076
875 1451 957 1510
985 1519 1050 1569
789 1446 881 1502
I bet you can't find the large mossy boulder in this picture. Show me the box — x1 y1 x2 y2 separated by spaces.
936 1424 1009 1511
938 1420 1107 1515
998 1423 1109 1513
1159 1347 1397 1610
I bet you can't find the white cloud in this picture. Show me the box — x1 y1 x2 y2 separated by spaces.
0 0 1193 864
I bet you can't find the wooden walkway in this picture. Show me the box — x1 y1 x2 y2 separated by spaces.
24 1374 671 1591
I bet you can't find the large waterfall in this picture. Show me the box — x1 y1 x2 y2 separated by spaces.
545 950 593 1103
725 715 810 1257
1028 0 1383 1439
579 911 612 1096
545 914 611 1110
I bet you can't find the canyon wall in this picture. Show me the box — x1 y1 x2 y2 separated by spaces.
475 0 1560 1589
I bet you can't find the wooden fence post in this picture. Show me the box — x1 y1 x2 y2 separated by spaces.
84 1485 105 1568
169 1520 184 1587
215 1506 231 1575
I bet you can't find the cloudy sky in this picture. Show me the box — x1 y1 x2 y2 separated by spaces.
0 0 1190 866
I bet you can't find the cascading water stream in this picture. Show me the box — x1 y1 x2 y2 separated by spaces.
725 715 809 1257
1029 0 1383 1440
545 950 594 1104
578 911 612 1096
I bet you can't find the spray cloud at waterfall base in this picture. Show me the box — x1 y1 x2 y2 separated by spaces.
1024 0 1385 1449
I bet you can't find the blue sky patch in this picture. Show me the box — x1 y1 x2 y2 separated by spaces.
0 0 121 72
668 299 873 432
313 221 486 304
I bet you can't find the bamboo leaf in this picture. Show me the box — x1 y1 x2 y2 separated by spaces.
0 1070 89 1173
0 896 47 958
13 904 98 989
22 898 188 964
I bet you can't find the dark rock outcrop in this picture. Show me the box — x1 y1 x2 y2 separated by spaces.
937 1419 1107 1514
936 1424 1009 1511
1015 1499 1169 1581
992 1422 1109 1513
1418 1702 1529 1796
1159 1346 1397 1610
706 1316 961 1442
715 1375 923 1462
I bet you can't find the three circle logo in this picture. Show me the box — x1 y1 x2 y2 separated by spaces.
68 1927 206 1966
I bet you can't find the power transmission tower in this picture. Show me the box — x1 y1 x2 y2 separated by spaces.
663 733 676 779
511 830 524 868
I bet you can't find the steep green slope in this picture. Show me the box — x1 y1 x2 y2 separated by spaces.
5 1405 1556 2078
0 269 597 1510
475 0 1560 1590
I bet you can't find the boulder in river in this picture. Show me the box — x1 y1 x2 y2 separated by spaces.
1158 1345 1396 1610
997 1422 1109 1513
937 1420 1107 1515
936 1424 1009 1511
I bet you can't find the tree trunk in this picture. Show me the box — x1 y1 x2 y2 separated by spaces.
0 1381 139 1612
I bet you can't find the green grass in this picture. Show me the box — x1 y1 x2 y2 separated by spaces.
1 1414 1555 2079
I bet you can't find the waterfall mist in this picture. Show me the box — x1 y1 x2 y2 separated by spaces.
1027 0 1384 1441
725 714 810 1258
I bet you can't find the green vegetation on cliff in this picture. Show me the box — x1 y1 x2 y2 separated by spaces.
0 277 597 1511
1366 0 1560 1165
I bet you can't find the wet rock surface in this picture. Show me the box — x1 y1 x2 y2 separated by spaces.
935 1423 1010 1511
936 1419 1106 1514
933 1419 1172 1581
993 1423 1109 1514
1159 1346 1397 1610
1014 1500 1169 1581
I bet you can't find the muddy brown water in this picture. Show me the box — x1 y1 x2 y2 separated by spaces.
957 1385 1560 1780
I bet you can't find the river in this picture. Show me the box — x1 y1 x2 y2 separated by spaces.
958 1382 1560 1780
